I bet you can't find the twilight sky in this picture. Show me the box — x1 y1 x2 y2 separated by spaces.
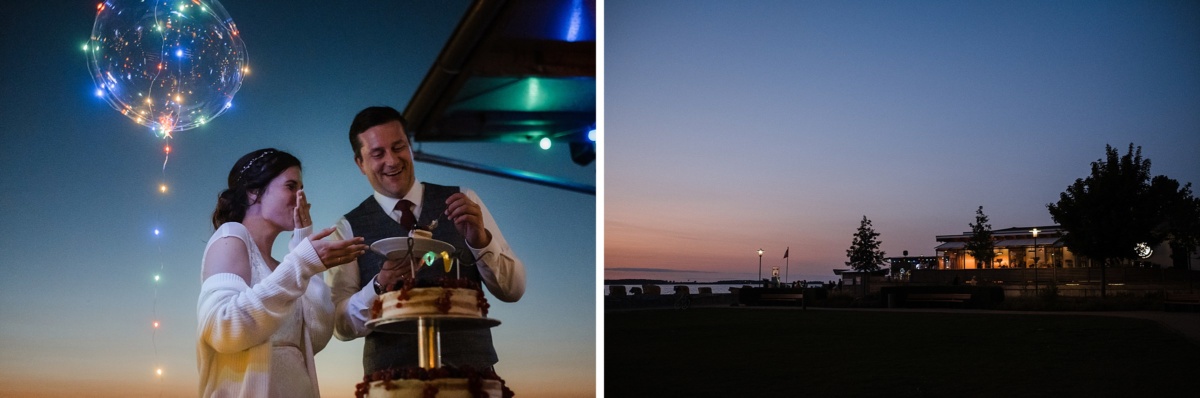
605 0 1199 283
0 1 594 397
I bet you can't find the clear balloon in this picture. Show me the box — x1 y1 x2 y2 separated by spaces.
87 0 248 135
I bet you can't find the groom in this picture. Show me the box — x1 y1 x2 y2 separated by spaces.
326 106 526 374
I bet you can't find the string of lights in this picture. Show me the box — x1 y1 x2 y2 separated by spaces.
85 0 249 391
151 141 169 394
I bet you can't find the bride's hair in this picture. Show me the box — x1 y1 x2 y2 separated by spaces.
211 148 301 229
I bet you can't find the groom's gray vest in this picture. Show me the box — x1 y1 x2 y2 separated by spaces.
346 182 496 374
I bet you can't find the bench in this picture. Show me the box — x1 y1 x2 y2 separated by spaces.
906 293 971 307
642 285 662 296
758 293 804 306
608 285 627 297
605 286 629 308
1164 292 1200 312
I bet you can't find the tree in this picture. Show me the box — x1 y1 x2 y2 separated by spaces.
846 216 886 272
1047 143 1198 296
964 206 996 269
1148 176 1200 269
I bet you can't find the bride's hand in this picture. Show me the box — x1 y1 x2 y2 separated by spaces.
310 227 367 268
293 189 312 229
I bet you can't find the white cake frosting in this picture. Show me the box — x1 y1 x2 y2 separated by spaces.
360 378 505 398
373 287 488 319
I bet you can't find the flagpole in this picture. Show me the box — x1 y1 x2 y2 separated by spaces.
784 247 790 285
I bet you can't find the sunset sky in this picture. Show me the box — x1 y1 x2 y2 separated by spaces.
0 1 594 397
605 0 1199 284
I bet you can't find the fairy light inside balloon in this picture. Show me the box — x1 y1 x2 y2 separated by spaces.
87 0 248 135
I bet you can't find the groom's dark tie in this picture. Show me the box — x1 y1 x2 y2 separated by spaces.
395 199 417 230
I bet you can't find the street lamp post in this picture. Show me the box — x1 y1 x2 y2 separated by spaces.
1031 228 1039 294
1031 228 1040 266
757 249 764 286
1051 249 1057 284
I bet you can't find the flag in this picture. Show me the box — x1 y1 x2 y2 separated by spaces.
783 247 789 259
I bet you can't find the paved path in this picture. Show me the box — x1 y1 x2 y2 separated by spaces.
1084 310 1200 344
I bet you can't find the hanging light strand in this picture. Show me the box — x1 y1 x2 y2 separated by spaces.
151 137 171 395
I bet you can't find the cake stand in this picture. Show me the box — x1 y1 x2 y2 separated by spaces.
367 316 501 369
367 235 499 369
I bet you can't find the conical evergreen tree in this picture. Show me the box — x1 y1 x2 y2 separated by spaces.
846 216 886 272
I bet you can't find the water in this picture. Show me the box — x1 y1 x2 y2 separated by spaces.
605 283 748 295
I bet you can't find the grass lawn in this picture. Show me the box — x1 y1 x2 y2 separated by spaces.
605 308 1200 397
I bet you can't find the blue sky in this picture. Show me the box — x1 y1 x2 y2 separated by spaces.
0 1 594 396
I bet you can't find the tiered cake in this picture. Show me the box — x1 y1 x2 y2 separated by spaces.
359 230 511 398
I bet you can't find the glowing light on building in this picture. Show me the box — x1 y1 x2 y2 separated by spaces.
565 0 584 42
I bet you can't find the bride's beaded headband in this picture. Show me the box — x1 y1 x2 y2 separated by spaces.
237 150 275 183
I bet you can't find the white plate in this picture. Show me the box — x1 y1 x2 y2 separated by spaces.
371 236 456 260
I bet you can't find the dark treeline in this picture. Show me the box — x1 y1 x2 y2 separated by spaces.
603 279 759 285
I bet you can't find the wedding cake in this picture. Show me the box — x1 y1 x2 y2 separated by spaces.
354 367 513 398
371 278 491 319
360 229 511 398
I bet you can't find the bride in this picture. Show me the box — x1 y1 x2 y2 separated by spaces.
197 148 367 397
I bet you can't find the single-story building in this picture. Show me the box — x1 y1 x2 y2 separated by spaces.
933 225 1185 270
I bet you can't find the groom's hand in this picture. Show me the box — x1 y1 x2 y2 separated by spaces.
376 258 413 292
445 192 490 248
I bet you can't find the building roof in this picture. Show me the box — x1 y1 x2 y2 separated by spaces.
400 0 597 194
937 225 1064 242
992 238 1064 248
934 241 966 250
404 0 595 145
